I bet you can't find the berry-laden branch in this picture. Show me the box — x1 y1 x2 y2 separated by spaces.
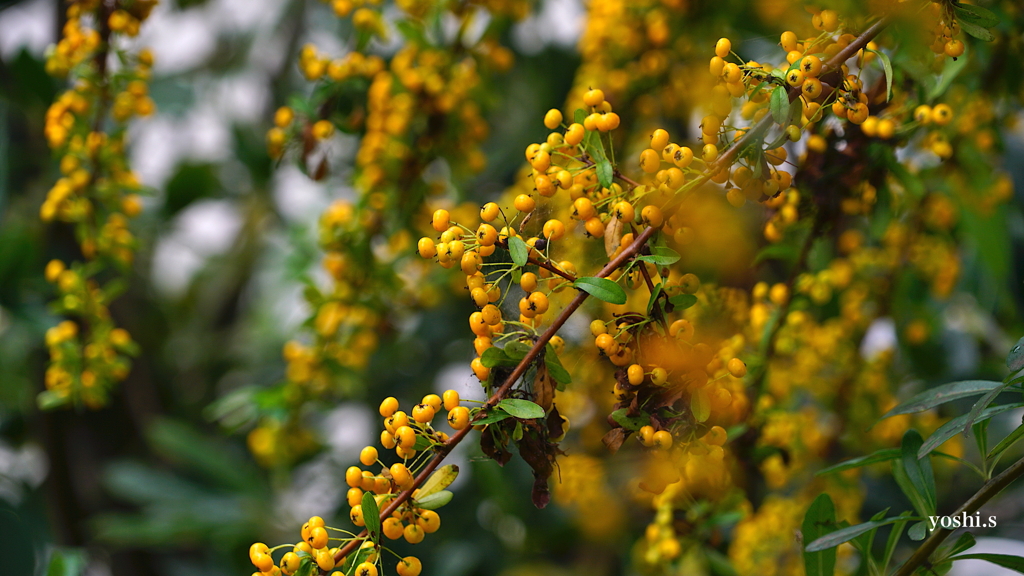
329 225 659 569
893 454 1024 576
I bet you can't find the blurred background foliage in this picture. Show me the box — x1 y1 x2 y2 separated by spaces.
1 1 1023 576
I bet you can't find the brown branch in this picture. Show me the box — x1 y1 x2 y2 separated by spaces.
893 454 1024 576
329 225 658 569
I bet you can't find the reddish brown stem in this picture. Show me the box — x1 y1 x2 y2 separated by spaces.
329 225 658 569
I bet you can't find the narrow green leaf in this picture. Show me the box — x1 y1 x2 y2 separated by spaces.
417 464 459 499
361 491 381 544
805 518 904 552
802 493 837 576
949 553 1024 573
504 340 531 360
869 49 893 101
508 236 528 267
574 277 627 305
1007 336 1024 371
879 380 1003 420
973 419 990 462
964 382 1015 434
415 490 453 511
770 86 790 126
815 448 901 476
898 430 936 517
988 421 1024 461
294 556 314 576
926 402 1024 458
573 108 586 125
908 521 928 541
957 18 995 41
544 345 572 387
473 408 511 426
498 398 546 419
646 283 664 316
669 294 697 310
480 347 513 368
946 532 977 558
638 246 681 266
881 513 913 575
953 4 1000 28
597 159 614 189
692 388 710 423
610 408 648 431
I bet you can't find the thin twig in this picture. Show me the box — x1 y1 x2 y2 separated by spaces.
329 226 658 569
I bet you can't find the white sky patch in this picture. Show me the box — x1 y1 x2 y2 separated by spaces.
0 0 55 59
137 4 219 75
151 199 243 296
860 316 896 360
512 0 584 55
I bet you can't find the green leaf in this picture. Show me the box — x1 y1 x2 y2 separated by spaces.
805 518 905 552
597 159 614 189
504 340 532 360
415 490 453 510
412 434 433 451
473 408 511 426
988 421 1024 461
754 243 799 265
669 294 698 310
46 548 87 576
945 532 977 558
1007 336 1024 372
896 430 936 517
481 347 514 368
574 277 627 305
954 4 1000 28
508 236 528 267
638 246 681 266
512 421 523 441
294 556 314 576
881 513 913 575
646 283 664 316
802 494 837 576
928 54 969 100
815 448 901 476
868 49 893 101
925 402 1024 458
574 108 586 125
610 408 648 431
957 17 995 41
908 521 928 541
973 419 990 462
949 554 1024 573
544 346 572 387
692 388 710 423
361 490 381 544
498 398 546 419
879 380 1003 420
417 464 459 499
37 390 68 410
770 86 790 126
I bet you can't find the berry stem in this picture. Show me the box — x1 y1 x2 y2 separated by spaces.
329 225 659 571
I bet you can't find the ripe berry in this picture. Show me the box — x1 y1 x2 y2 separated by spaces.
583 88 605 107
360 446 378 466
397 556 422 576
715 37 731 58
379 397 399 418
543 108 563 129
514 194 536 213
564 123 585 146
627 364 645 385
412 403 435 423
404 523 425 544
384 517 404 540
431 209 450 232
447 406 470 429
727 358 747 378
355 562 378 576
652 430 673 449
480 202 500 222
417 510 441 533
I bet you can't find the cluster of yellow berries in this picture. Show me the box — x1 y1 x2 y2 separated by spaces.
38 261 138 409
250 392 473 575
38 0 157 410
